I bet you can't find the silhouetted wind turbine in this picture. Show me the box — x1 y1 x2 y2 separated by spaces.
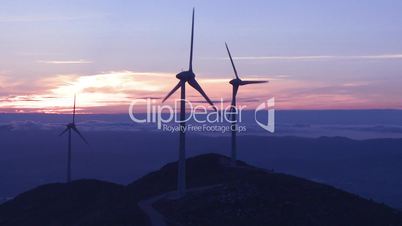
163 8 216 196
225 42 268 166
59 94 88 183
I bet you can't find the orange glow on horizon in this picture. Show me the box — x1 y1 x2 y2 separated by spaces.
0 71 401 114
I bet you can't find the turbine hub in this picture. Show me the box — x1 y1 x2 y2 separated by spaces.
229 79 241 85
176 71 195 81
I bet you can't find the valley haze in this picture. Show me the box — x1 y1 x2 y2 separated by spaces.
1 110 402 209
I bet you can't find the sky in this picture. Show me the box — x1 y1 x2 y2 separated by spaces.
0 0 401 113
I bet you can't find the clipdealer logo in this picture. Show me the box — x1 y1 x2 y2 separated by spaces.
128 98 275 133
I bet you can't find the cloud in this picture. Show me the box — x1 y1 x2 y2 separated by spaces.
2 117 402 140
217 54 402 61
1 69 401 113
0 120 60 131
0 119 149 132
0 71 175 113
202 74 288 83
37 60 93 64
0 14 104 23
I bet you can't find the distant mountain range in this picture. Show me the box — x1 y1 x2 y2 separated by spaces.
2 110 402 139
1 153 401 226
1 129 402 210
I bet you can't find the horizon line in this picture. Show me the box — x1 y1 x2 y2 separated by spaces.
1 108 402 115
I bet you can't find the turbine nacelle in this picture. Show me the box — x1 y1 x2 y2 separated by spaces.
229 78 241 86
67 123 75 128
230 78 268 86
176 71 195 81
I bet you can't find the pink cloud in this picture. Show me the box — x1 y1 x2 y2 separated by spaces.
0 71 401 113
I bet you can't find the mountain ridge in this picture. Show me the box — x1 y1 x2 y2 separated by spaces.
1 153 402 226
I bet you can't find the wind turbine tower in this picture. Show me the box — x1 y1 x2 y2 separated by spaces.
59 94 89 183
225 42 268 166
163 9 216 196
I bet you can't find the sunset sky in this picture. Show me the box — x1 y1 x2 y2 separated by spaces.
1 0 401 113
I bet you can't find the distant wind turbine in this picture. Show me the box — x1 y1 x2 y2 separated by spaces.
163 8 216 196
59 94 88 183
225 42 268 166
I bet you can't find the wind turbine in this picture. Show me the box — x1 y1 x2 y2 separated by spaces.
225 42 268 166
162 8 216 196
59 94 88 183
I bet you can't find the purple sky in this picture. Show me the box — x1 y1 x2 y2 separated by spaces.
0 0 401 113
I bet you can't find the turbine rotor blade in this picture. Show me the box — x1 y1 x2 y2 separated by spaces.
188 78 217 111
225 42 239 79
59 127 69 136
162 81 182 103
72 126 89 145
240 80 268 85
189 8 195 71
73 94 76 123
